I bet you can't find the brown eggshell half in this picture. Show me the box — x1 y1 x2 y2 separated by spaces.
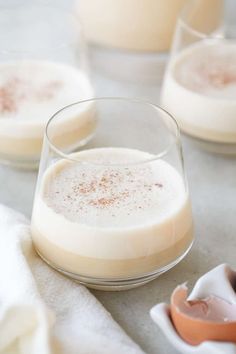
170 285 236 346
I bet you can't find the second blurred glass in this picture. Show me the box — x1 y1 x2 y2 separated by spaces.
0 4 93 168
161 0 236 154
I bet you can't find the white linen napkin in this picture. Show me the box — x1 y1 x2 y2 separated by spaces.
0 204 144 354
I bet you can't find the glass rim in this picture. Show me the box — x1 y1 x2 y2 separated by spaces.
0 4 81 55
45 97 181 167
178 0 224 40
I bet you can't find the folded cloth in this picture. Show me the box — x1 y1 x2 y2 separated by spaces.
0 204 145 354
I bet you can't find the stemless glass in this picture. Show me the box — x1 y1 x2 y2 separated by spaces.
31 98 194 291
161 0 236 154
0 4 92 168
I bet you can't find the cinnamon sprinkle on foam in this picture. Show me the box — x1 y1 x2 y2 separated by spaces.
43 148 186 228
0 76 63 115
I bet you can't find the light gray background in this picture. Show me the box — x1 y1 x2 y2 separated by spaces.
0 1 236 353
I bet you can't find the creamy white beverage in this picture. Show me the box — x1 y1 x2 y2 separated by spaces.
77 0 187 52
161 41 236 143
0 60 94 163
31 147 193 279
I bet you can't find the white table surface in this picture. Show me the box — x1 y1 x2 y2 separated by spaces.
1 70 236 354
1 1 236 353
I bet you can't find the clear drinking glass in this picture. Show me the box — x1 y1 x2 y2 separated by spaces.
31 98 194 291
0 4 92 168
161 0 236 154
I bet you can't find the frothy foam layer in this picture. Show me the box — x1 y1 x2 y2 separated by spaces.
43 148 186 228
0 60 92 124
0 60 94 162
174 41 236 100
161 41 236 143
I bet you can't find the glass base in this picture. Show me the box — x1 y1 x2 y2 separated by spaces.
0 155 39 170
183 133 236 155
35 242 193 291
88 43 168 84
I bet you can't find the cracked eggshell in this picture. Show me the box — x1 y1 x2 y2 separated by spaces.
170 284 236 345
150 264 236 354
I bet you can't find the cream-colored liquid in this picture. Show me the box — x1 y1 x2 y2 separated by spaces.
77 0 222 53
77 0 187 52
31 148 193 279
161 41 236 143
0 60 94 162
